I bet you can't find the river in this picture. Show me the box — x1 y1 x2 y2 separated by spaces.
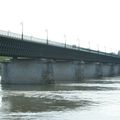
0 76 120 120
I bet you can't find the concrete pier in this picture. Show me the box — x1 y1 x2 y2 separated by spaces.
1 59 120 84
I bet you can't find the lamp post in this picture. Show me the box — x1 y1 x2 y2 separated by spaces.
20 22 23 40
97 44 99 53
45 29 48 44
88 41 90 50
77 38 80 49
64 34 66 48
104 46 106 54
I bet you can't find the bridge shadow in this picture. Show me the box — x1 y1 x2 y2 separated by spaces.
1 76 120 91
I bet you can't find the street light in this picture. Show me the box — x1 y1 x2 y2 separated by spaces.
45 29 48 44
88 41 90 50
104 46 106 54
64 34 66 48
77 38 80 49
20 22 23 40
97 44 99 52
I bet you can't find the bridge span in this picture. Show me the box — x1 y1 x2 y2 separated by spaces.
0 30 120 63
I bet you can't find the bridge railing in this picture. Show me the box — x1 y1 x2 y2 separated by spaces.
8 32 21 39
0 29 119 58
23 35 47 44
48 40 65 47
0 30 21 39
0 30 9 36
0 30 47 44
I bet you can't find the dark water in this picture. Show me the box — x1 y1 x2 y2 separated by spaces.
1 77 120 120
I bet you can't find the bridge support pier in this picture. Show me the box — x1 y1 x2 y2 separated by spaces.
1 59 54 84
1 59 120 84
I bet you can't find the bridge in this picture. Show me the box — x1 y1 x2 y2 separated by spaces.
1 30 120 85
0 30 120 63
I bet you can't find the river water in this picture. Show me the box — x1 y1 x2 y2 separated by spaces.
0 77 120 120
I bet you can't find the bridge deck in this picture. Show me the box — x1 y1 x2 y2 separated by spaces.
0 30 120 63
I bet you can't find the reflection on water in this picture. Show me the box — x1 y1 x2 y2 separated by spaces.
1 77 120 120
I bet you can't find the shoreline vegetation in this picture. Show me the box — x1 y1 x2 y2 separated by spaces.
0 56 11 62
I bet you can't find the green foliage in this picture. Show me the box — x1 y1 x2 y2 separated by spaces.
0 56 11 62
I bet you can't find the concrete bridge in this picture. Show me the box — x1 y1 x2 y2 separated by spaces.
0 30 120 84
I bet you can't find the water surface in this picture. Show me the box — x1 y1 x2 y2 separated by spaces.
1 77 120 120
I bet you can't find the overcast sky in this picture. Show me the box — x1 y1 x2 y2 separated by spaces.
0 0 120 53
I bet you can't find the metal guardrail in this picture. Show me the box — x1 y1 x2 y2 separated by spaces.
0 29 119 58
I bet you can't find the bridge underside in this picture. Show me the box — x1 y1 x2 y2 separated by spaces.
0 35 120 63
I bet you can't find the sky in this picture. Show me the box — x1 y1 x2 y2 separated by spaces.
0 0 120 53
